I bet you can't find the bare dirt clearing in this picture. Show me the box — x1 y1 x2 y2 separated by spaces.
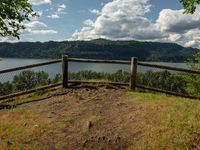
0 85 200 150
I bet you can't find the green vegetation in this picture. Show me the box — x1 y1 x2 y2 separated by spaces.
0 39 199 62
0 70 59 96
69 70 130 83
180 0 200 14
68 70 200 97
0 0 37 39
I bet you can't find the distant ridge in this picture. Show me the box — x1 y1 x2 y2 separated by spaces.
0 39 199 62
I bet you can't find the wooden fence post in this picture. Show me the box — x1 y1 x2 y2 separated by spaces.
130 57 138 90
62 55 68 88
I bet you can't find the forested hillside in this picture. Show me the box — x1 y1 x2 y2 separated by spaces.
0 39 199 62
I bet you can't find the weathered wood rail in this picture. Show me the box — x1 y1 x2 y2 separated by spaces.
0 59 62 74
0 55 200 101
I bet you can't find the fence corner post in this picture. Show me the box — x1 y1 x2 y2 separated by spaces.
130 57 138 91
62 55 68 88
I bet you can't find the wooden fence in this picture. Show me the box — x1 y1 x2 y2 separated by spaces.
0 55 200 101
62 55 200 100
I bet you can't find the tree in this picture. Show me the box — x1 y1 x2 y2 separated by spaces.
0 81 13 96
12 70 51 91
180 0 200 14
13 70 36 91
184 52 200 96
35 71 50 86
0 0 36 39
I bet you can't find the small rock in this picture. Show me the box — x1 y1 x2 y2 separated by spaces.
79 97 85 100
82 140 88 147
87 121 93 129
102 136 106 141
98 137 101 142
7 140 13 145
108 139 112 143
34 125 39 128
23 122 28 126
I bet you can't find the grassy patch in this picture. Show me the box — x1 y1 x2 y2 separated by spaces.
59 112 82 128
0 108 50 150
125 92 200 150
82 115 102 123
0 86 61 107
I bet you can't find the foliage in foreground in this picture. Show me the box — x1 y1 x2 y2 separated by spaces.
0 0 37 38
180 0 200 14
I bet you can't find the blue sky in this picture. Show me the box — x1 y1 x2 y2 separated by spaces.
31 0 182 41
1 0 200 48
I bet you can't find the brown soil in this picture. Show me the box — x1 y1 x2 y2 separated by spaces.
1 85 142 150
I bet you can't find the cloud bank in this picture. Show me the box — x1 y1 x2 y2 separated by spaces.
71 0 200 48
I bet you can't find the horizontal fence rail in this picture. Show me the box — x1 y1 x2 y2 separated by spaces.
68 58 131 64
0 59 62 74
138 62 200 75
0 83 62 101
136 85 200 100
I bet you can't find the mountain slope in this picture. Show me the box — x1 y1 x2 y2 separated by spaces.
0 39 199 62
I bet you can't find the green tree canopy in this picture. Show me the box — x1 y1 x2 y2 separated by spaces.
0 0 36 39
180 0 200 14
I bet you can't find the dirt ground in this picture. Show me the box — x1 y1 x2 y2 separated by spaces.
0 84 200 150
37 85 133 150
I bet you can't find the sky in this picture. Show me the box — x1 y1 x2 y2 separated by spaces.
1 0 200 48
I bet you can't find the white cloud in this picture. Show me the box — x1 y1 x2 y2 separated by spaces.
47 14 60 19
25 21 47 28
185 40 197 47
29 30 58 35
71 0 165 41
29 0 51 6
37 11 43 17
167 34 182 42
156 8 200 33
59 4 66 9
89 9 101 15
24 21 57 35
154 7 200 48
47 4 66 19
58 4 66 12
83 19 94 26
